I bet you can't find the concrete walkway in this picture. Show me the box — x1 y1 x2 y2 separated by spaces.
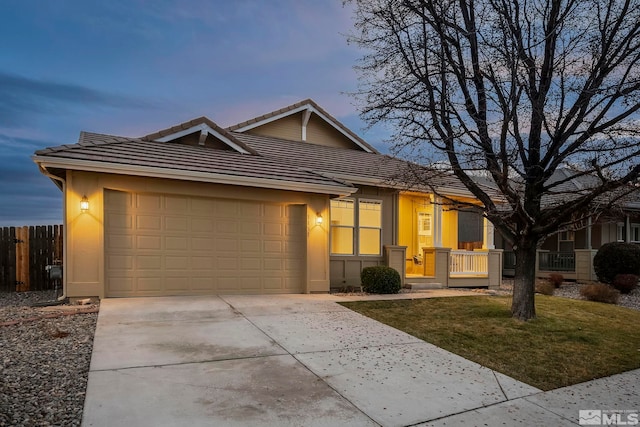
82 293 640 426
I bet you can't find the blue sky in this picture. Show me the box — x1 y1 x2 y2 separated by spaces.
0 0 386 226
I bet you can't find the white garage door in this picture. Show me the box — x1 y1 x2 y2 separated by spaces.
104 190 306 297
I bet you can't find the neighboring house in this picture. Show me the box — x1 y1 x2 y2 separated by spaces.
496 168 640 281
33 99 502 299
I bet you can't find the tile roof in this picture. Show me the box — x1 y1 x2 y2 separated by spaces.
34 132 355 195
230 132 476 195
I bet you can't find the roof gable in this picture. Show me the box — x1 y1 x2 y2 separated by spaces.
226 99 379 154
142 117 258 155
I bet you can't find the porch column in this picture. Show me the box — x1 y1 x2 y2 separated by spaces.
487 249 503 289
626 215 631 242
433 196 443 247
575 249 598 282
482 217 495 250
586 216 592 250
385 245 407 287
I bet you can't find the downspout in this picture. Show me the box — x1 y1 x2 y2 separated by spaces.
37 165 67 301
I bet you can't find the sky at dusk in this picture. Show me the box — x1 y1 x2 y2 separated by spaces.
0 0 387 226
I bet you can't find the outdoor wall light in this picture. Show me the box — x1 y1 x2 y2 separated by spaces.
80 195 89 212
316 213 323 225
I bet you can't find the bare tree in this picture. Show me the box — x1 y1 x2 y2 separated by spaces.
347 0 640 320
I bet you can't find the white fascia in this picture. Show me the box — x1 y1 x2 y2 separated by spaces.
233 104 375 153
154 123 252 154
33 156 357 197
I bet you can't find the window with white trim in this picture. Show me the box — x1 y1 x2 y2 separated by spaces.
558 230 574 252
358 199 382 255
631 224 640 243
330 198 382 256
330 199 355 255
617 223 625 242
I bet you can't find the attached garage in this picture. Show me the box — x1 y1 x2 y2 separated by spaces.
104 189 306 297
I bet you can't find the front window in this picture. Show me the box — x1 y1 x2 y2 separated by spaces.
631 224 640 243
358 200 382 255
330 198 382 256
330 199 355 254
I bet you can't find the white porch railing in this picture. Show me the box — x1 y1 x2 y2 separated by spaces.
450 251 488 276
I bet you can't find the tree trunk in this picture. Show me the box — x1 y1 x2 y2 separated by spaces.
512 244 538 321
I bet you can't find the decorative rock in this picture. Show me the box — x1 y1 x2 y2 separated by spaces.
0 291 98 427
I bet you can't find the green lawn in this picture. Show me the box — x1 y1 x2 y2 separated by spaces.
339 295 640 390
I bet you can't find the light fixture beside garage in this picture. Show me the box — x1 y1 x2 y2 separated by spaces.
316 213 323 225
80 195 89 212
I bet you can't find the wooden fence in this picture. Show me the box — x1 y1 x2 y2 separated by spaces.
0 225 63 292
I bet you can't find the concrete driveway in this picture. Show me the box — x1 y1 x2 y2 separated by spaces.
82 294 639 426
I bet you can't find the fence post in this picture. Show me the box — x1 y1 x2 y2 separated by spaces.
16 226 29 291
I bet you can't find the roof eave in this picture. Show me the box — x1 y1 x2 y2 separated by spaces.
33 156 356 197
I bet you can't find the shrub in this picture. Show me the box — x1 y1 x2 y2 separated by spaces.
361 266 401 294
612 274 639 294
548 273 564 288
593 242 640 284
580 283 620 304
535 281 555 296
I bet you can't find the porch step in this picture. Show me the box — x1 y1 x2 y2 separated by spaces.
404 282 444 290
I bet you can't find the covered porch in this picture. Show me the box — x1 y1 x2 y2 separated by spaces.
392 192 502 289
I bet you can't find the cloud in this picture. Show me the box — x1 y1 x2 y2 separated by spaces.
0 71 156 127
0 133 63 225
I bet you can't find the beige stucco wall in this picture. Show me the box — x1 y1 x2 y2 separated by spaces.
63 170 332 298
246 112 362 150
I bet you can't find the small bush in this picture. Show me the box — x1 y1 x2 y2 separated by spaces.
612 274 639 294
548 273 564 288
361 266 401 294
593 242 640 284
535 281 555 295
580 283 620 304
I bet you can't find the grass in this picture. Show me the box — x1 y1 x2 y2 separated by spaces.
339 295 640 391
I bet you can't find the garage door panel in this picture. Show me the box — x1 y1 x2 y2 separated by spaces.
107 255 133 270
191 218 214 233
240 258 261 270
136 194 162 211
105 190 132 208
136 255 162 269
136 235 162 250
240 239 261 252
105 190 306 296
137 277 165 292
108 234 133 250
165 236 188 250
107 277 133 293
137 215 161 230
192 238 215 251
165 216 188 231
190 256 214 269
263 240 283 254
264 223 283 235
164 195 188 212
107 213 132 230
165 256 189 270
239 202 261 217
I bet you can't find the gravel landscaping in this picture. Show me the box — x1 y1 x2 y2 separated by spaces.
496 279 640 311
0 291 99 427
